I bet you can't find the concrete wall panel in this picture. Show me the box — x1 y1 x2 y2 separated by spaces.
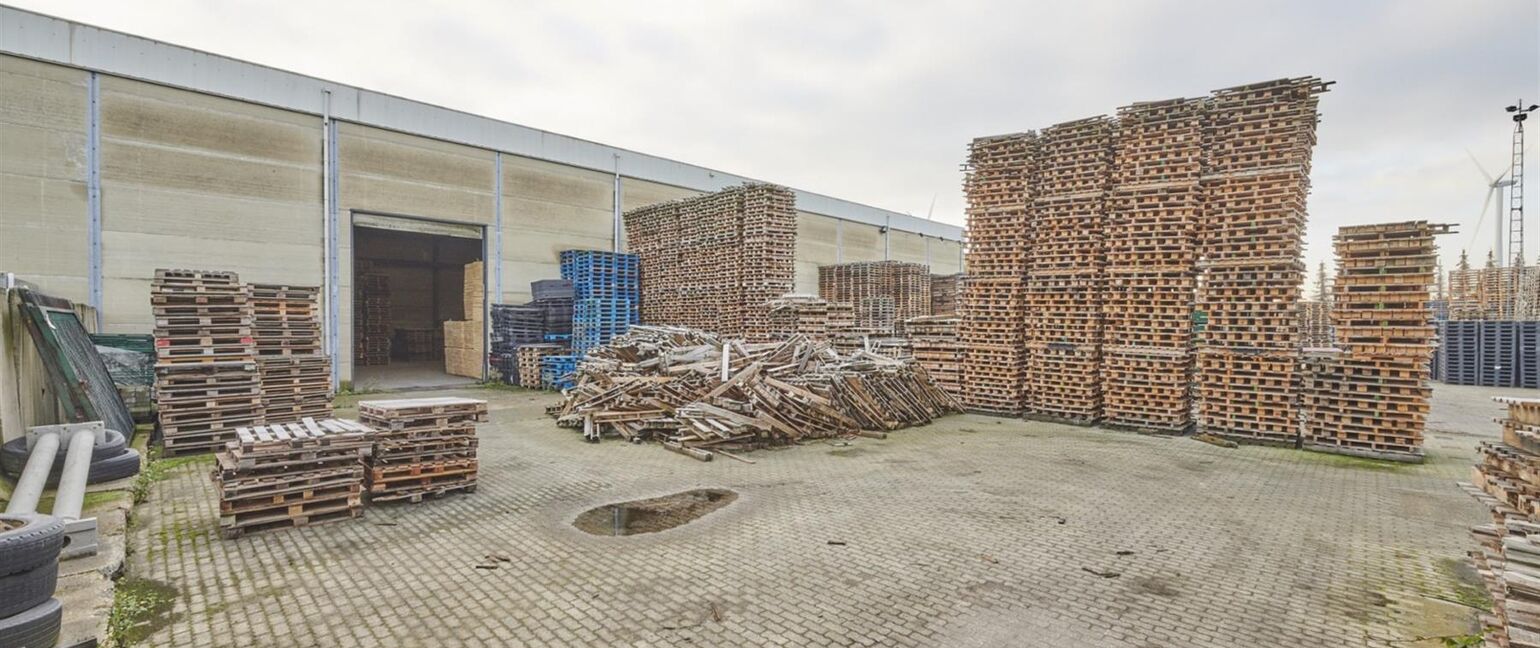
930 240 964 275
889 231 929 267
795 212 839 294
841 221 886 263
498 159 614 303
0 54 88 301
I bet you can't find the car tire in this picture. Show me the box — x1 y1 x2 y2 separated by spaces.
0 430 128 476
0 561 57 619
0 515 64 578
0 598 62 648
87 448 142 484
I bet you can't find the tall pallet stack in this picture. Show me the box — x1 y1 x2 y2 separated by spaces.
250 284 332 424
930 274 964 315
1195 77 1329 445
354 273 391 366
959 133 1035 415
562 250 640 353
1101 99 1205 432
1024 117 1112 424
624 184 796 337
906 315 963 399
818 261 932 334
152 269 265 456
1298 300 1333 348
1302 222 1447 461
1461 397 1540 646
213 418 373 538
360 397 486 503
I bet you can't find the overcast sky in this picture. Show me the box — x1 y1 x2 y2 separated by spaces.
14 0 1539 285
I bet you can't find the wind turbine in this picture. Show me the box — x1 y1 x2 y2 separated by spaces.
1467 150 1515 264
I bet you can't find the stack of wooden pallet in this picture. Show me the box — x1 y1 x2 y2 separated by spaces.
1461 397 1540 645
250 283 332 424
1024 117 1112 424
213 418 373 538
1301 221 1449 461
1448 257 1540 320
960 133 1035 415
1101 98 1204 432
517 343 565 388
152 269 265 456
905 315 963 399
624 184 796 337
1195 77 1330 445
1298 300 1333 348
930 274 964 315
395 328 442 361
359 397 486 503
763 294 833 340
354 272 391 366
818 261 932 334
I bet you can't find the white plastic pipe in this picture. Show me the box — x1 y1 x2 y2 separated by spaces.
4 433 59 515
52 429 96 521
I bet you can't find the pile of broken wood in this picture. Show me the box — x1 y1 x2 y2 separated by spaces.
547 325 960 461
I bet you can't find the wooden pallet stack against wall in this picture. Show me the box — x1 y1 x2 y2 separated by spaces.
1195 77 1329 445
624 184 796 338
359 397 487 503
1460 397 1540 645
764 295 832 340
354 272 391 366
1301 221 1448 461
151 269 264 456
959 133 1035 415
250 284 332 424
818 261 932 334
930 274 964 315
1100 99 1204 432
905 315 963 399
214 418 373 538
1024 117 1112 424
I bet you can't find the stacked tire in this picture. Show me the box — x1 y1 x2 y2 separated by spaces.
0 430 141 485
0 514 63 648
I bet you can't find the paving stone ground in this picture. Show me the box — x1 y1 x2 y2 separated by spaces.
127 383 1532 647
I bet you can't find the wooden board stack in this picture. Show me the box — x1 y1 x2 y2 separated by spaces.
354 272 391 366
443 261 485 378
1301 221 1449 461
624 184 796 337
960 133 1034 415
213 418 373 538
1195 77 1330 445
1461 397 1540 646
930 274 964 315
250 283 332 424
905 315 963 399
152 269 265 456
1101 98 1204 432
818 261 932 334
359 397 487 503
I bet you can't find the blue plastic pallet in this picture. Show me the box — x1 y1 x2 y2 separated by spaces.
540 355 581 390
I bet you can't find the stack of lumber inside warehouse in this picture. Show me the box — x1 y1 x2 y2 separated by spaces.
442 261 485 378
152 269 265 456
360 397 486 502
1301 221 1448 461
818 261 932 335
1025 117 1111 425
213 418 373 538
1101 98 1203 432
930 274 964 315
250 283 332 424
1462 397 1540 646
624 184 796 338
905 315 963 399
547 325 959 460
354 271 391 366
959 133 1034 415
1195 77 1329 445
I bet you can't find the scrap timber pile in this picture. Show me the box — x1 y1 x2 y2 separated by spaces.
1302 221 1448 461
152 269 264 456
1101 98 1204 432
930 274 964 315
1461 397 1540 646
818 261 932 334
959 133 1034 415
904 315 963 399
250 283 332 424
354 272 391 366
359 397 486 502
213 418 373 538
1195 77 1329 445
1025 117 1112 425
546 325 960 460
624 184 796 338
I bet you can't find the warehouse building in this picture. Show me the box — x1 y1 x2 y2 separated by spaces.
0 7 963 386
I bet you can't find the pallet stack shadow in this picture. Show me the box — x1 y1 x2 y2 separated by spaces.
1195 78 1329 445
1025 117 1111 425
1435 320 1540 388
1101 99 1204 432
623 183 796 339
930 274 964 316
818 261 932 337
960 133 1034 415
1302 222 1448 461
354 272 391 366
1461 397 1540 645
905 315 963 399
250 284 332 423
492 279 573 387
152 269 264 456
213 418 373 538
360 397 486 502
443 261 485 378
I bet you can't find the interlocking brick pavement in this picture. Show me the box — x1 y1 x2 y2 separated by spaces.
126 385 1506 647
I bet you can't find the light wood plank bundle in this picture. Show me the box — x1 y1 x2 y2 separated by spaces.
1461 397 1540 647
547 325 960 459
213 417 374 538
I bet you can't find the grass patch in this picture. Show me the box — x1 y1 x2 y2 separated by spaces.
107 576 178 647
1436 558 1492 610
130 453 210 505
477 380 528 393
1295 450 1414 472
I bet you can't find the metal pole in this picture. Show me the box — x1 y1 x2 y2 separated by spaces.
86 72 103 330
51 428 96 521
5 433 59 515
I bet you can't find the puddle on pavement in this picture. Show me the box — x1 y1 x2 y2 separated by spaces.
573 489 738 536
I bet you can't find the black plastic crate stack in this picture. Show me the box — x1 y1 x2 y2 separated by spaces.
561 250 639 353
151 269 264 456
1438 320 1540 388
